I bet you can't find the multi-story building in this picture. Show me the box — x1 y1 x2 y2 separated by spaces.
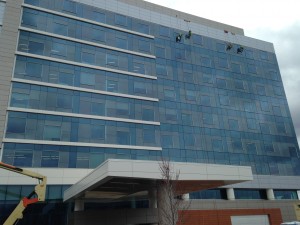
0 0 299 224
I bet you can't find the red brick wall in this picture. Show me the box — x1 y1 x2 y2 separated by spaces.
179 209 283 225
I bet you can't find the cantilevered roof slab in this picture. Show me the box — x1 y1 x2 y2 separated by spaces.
64 159 253 202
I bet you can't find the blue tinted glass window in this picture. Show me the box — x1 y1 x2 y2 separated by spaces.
161 135 173 148
229 119 239 130
142 108 154 121
80 72 95 85
26 62 42 77
184 134 195 146
212 139 223 152
139 40 151 52
216 43 225 52
63 0 76 13
115 14 127 27
91 125 105 140
274 86 283 96
186 90 196 101
175 48 185 59
116 37 128 49
22 11 37 27
133 63 145 74
156 47 166 58
115 103 129 116
53 22 68 36
59 72 74 85
134 82 147 94
231 63 241 73
41 151 59 167
106 54 118 67
7 118 26 134
91 102 105 116
269 71 278 81
216 78 227 88
44 126 61 141
247 119 256 130
257 85 266 95
260 123 270 134
94 11 106 23
273 106 281 116
156 64 167 76
246 143 257 154
92 28 105 42
202 57 211 67
264 143 274 153
235 189 266 200
190 189 225 199
47 185 62 200
11 93 29 107
57 95 72 109
28 41 44 54
274 190 298 200
14 151 33 167
117 131 130 145
182 113 192 125
52 42 67 56
244 101 256 112
260 101 269 112
203 74 213 83
200 95 210 106
159 26 169 37
164 89 175 100
203 113 213 125
235 80 244 90
143 129 155 144
248 64 257 74
166 109 177 121
82 52 95 64
218 58 228 68
192 35 202 45
219 95 229 106
245 50 253 59
260 51 268 60
232 140 243 151
106 80 118 92
138 23 149 34
276 123 286 133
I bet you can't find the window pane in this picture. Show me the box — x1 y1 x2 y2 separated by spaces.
115 14 127 26
44 126 61 141
106 80 118 92
80 72 95 85
63 0 76 13
82 52 95 64
14 151 33 167
143 129 155 144
28 41 44 54
41 151 59 167
22 11 37 27
7 118 26 134
142 108 154 121
139 40 151 52
53 22 68 36
106 54 118 67
117 131 130 145
26 62 42 77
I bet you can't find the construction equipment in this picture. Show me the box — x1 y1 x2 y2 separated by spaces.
0 162 47 225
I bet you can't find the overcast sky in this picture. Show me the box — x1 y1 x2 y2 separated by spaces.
146 0 300 145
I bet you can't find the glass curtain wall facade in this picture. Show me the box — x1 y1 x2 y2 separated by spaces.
1 0 300 224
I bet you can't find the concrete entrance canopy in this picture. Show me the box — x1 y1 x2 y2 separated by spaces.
63 159 253 202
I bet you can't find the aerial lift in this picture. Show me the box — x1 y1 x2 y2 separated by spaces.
0 162 47 225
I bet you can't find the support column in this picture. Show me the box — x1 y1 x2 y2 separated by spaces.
226 188 235 200
267 189 275 200
149 188 158 209
74 199 84 211
297 190 300 200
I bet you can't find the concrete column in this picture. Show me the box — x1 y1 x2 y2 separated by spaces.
149 188 158 208
182 193 190 200
267 189 275 200
297 190 300 200
226 188 235 200
74 199 84 211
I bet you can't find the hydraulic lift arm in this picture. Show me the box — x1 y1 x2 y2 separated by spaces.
0 162 47 225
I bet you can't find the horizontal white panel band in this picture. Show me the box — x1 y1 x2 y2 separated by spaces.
8 107 160 126
22 4 154 39
20 27 156 59
12 78 159 102
3 138 163 151
16 51 157 80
